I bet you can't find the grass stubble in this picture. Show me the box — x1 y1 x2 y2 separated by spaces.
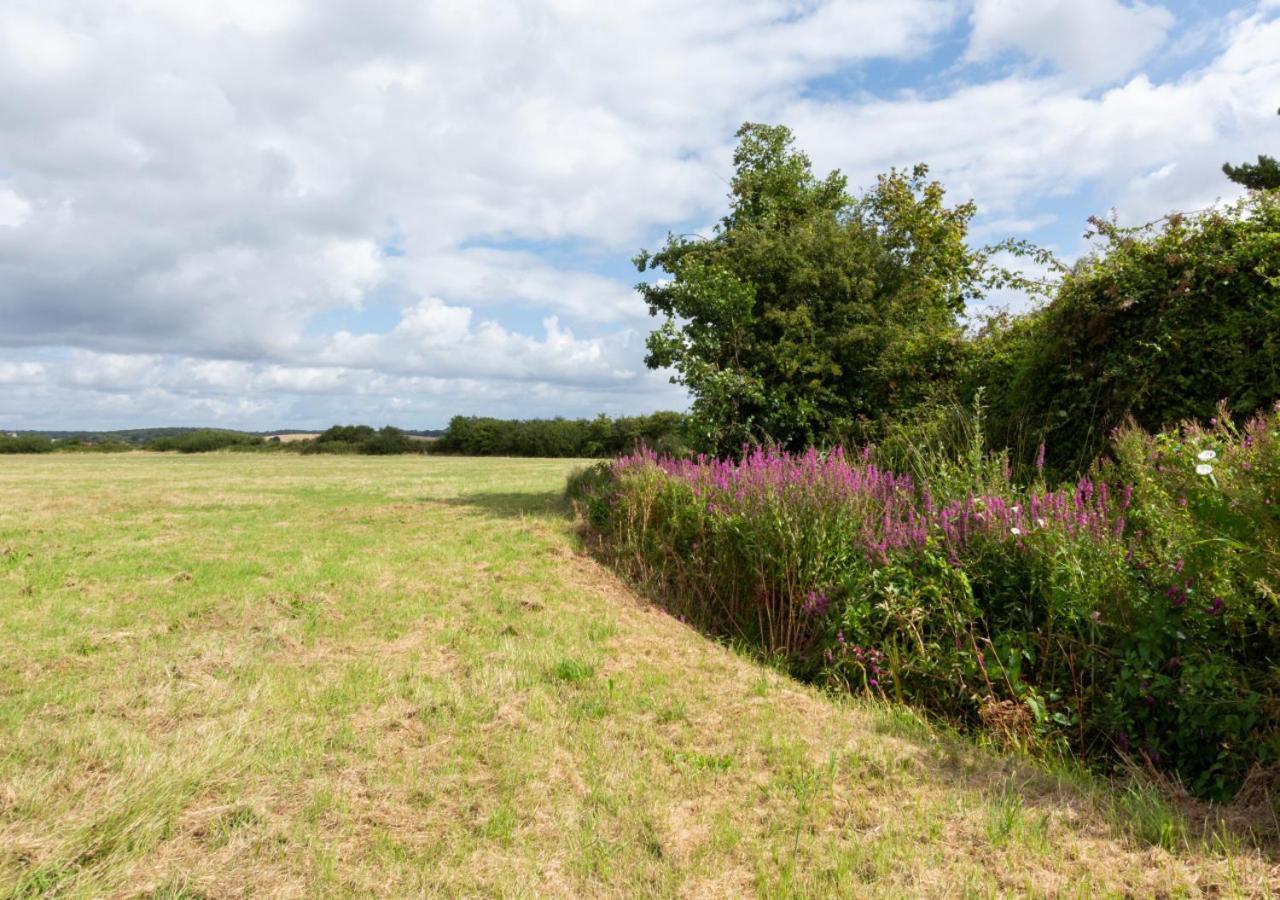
0 454 1275 897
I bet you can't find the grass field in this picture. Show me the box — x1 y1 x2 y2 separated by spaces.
0 455 1276 897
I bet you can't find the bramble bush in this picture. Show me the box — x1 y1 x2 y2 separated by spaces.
965 192 1280 478
572 405 1280 799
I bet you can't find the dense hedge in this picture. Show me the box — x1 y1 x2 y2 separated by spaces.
292 425 427 455
0 435 134 453
431 412 687 458
571 407 1280 799
965 193 1280 477
0 435 57 454
145 429 264 453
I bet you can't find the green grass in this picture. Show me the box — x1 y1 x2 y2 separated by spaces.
0 454 1275 896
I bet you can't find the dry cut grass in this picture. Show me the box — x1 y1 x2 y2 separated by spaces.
0 454 1276 897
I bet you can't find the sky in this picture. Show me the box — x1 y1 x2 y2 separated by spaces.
0 0 1276 431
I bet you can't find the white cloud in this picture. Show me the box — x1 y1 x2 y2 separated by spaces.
323 297 639 385
0 361 44 384
125 0 303 35
791 9 1278 228
0 187 30 227
966 0 1175 85
0 347 687 430
0 10 89 81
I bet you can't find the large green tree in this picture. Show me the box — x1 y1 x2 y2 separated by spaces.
635 123 989 454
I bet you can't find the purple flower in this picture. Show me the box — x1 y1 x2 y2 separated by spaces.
1206 597 1225 616
801 590 830 616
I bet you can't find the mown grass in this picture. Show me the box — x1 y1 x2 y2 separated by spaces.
0 454 1275 897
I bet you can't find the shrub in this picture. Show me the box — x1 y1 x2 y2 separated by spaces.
975 193 1280 476
145 430 263 453
59 439 134 453
316 424 376 444
0 435 56 454
576 408 1280 799
360 426 423 455
287 425 427 455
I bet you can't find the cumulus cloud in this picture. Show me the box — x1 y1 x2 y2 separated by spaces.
0 1 956 384
792 8 1278 229
0 0 1274 429
966 0 1175 85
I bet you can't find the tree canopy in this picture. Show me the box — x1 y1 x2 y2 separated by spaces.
635 123 989 454
1223 154 1280 191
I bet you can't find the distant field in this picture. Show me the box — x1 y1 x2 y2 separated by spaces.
0 455 1275 896
265 432 321 443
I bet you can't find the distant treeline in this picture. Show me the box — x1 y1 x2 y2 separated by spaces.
0 434 134 454
3 416 686 457
0 426 445 455
142 425 434 455
431 413 687 457
2 427 319 447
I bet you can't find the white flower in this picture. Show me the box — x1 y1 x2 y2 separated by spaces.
1036 518 1047 528
1197 449 1216 462
1195 463 1213 476
1010 527 1022 536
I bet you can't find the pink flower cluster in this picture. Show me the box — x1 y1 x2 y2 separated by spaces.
616 445 1130 563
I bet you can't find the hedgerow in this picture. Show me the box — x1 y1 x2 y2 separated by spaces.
965 193 1280 477
572 406 1280 800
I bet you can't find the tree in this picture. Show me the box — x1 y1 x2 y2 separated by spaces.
1222 109 1280 191
635 123 988 454
1223 155 1280 191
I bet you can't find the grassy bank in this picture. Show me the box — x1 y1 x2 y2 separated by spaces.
0 455 1275 895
